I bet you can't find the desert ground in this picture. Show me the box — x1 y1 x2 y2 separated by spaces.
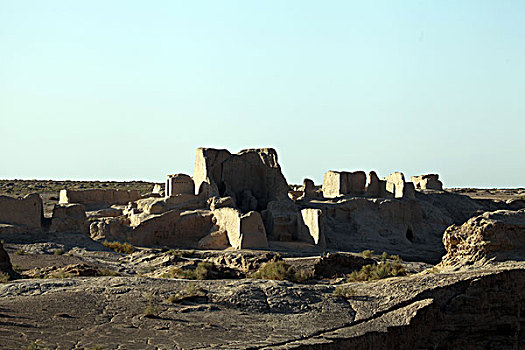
1 148 525 349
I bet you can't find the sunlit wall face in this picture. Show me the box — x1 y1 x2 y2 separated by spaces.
1 1 524 187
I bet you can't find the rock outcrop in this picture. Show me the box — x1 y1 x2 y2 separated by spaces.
440 209 525 268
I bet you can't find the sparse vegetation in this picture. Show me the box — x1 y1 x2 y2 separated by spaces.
96 268 121 276
249 260 312 283
164 261 215 280
143 294 159 318
53 248 65 256
333 285 356 298
15 248 25 255
0 271 10 283
0 179 154 198
48 270 73 279
167 283 206 303
25 340 48 350
103 241 135 254
346 261 406 282
426 266 441 274
360 249 374 258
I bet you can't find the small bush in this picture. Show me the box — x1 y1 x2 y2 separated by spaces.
53 248 65 256
426 266 441 274
165 261 215 280
25 340 47 350
360 249 374 258
167 284 206 303
143 294 159 318
15 249 25 255
333 285 356 298
103 241 135 254
346 261 406 282
48 270 73 279
380 251 390 261
96 268 121 276
167 249 184 257
0 272 10 283
249 260 311 283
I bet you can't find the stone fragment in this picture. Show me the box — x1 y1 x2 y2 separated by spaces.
411 174 444 191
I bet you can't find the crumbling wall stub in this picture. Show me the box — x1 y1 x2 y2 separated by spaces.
322 171 366 198
0 194 43 231
411 174 444 191
59 189 141 209
165 174 195 197
212 208 268 249
193 147 290 213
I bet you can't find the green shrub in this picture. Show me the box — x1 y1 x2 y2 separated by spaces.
53 248 65 256
249 260 312 283
15 249 25 255
360 249 374 258
48 270 73 279
167 284 205 303
143 294 159 318
346 261 406 282
103 241 135 254
165 261 215 280
333 285 356 298
96 268 121 276
0 272 10 283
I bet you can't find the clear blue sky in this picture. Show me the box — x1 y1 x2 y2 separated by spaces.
1 1 524 187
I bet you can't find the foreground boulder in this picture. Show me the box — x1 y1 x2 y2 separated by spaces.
440 209 525 268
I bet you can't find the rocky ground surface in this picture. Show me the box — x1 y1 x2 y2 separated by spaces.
2 180 525 349
1 259 524 349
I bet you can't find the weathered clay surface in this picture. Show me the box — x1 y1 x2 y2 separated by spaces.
0 262 524 349
440 209 525 268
